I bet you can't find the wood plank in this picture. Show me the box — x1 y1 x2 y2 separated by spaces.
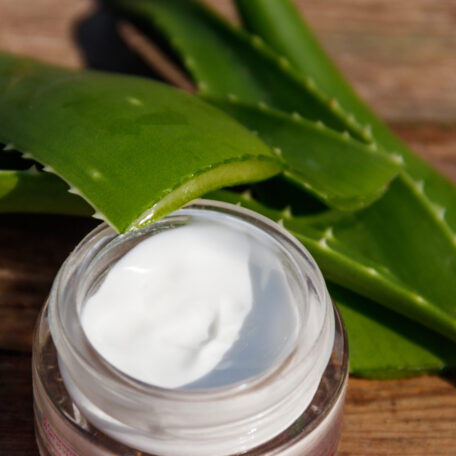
340 375 456 455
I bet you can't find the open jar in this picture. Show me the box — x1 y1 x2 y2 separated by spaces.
32 200 349 456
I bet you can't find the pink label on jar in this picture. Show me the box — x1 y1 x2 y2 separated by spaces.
43 416 78 456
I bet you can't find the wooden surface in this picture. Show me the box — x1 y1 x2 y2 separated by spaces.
0 0 455 454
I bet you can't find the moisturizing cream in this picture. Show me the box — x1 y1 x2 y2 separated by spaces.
81 218 297 390
33 200 349 456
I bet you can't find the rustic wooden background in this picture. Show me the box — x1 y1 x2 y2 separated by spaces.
0 0 455 455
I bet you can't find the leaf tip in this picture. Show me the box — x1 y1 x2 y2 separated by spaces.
328 98 340 110
278 56 291 70
272 147 283 157
281 205 292 219
241 189 253 201
3 143 15 151
251 35 264 48
27 165 41 176
392 153 404 165
68 186 83 196
363 124 373 139
92 211 106 221
257 101 268 111
42 165 55 174
304 76 316 90
126 96 143 107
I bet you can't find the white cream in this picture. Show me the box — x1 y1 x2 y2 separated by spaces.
82 220 257 388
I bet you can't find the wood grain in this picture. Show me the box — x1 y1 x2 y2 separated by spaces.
341 376 456 455
0 0 455 455
0 215 97 352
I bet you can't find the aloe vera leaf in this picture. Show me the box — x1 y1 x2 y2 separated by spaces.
209 188 456 342
0 53 281 232
235 0 456 246
330 284 456 378
206 95 400 211
0 168 92 215
104 0 374 143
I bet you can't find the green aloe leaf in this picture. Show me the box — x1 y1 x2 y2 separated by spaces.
330 284 456 378
206 95 400 211
0 167 91 215
105 0 373 143
235 0 456 254
0 53 281 232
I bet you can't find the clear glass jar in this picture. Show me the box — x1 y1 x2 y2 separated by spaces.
33 200 349 456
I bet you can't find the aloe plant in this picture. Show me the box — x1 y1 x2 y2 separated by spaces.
0 53 282 232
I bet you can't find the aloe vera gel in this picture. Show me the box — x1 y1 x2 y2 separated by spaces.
32 200 348 456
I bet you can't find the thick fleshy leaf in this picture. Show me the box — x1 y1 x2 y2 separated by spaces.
235 0 456 261
105 0 372 143
330 284 456 378
0 168 91 215
0 53 281 232
206 96 400 210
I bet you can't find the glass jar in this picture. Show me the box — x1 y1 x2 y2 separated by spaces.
33 200 349 456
